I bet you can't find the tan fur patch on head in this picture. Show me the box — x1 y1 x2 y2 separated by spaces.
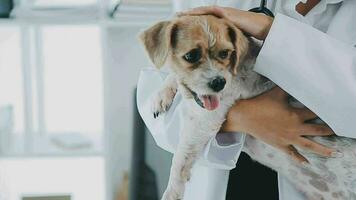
201 18 216 48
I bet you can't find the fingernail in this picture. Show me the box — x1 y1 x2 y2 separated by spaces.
331 151 344 158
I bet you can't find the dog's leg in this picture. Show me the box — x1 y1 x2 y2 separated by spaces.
162 127 212 200
162 148 193 200
250 80 275 98
240 73 275 99
152 74 178 118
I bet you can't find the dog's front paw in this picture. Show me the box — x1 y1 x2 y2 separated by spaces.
161 184 184 200
180 165 192 182
151 87 176 118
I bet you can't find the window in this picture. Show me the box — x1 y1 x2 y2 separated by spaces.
41 26 103 135
0 25 104 156
0 27 24 135
0 157 105 200
0 24 105 200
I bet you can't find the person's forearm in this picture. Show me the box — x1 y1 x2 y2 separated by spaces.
222 87 336 164
255 13 356 139
232 11 273 40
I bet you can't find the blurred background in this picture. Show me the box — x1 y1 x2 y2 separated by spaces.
0 0 176 199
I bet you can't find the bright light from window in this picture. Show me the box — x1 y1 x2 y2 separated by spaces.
0 27 24 134
41 26 103 135
0 157 105 200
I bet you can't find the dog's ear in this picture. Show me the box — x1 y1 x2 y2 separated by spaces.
139 21 177 69
227 25 250 75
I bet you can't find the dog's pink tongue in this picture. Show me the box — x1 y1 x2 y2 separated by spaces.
202 95 219 110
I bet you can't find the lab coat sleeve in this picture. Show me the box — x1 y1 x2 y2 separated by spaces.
137 68 244 170
255 13 356 138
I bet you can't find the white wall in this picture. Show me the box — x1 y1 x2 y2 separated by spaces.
102 26 151 200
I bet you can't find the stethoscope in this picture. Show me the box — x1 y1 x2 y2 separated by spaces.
249 0 275 17
205 0 275 18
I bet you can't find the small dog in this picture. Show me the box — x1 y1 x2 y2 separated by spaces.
139 15 356 200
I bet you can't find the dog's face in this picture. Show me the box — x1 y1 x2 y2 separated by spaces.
140 15 250 110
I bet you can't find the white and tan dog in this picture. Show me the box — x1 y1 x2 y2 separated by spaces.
139 15 356 200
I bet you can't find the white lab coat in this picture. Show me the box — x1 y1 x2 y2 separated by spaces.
137 0 356 199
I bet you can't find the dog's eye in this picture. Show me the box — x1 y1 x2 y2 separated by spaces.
183 48 202 63
218 49 229 59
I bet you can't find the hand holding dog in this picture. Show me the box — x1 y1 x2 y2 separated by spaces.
222 87 337 164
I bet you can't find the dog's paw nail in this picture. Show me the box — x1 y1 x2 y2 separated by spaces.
153 112 160 119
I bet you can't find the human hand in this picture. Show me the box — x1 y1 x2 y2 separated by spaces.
222 87 339 164
178 6 273 40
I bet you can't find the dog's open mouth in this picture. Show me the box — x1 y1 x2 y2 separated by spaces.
191 90 220 111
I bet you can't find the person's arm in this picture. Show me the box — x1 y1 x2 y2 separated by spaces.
254 13 356 138
222 86 336 164
137 68 244 169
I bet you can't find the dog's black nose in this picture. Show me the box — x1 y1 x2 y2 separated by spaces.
208 77 226 92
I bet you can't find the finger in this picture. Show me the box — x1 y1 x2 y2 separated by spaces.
279 145 309 164
294 138 335 157
292 107 317 121
300 124 334 136
178 6 224 17
177 6 215 16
